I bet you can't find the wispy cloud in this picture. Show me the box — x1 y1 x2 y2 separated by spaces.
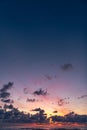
26 98 38 102
44 74 52 80
61 63 73 71
23 88 29 94
78 95 87 99
33 88 48 96
44 74 57 81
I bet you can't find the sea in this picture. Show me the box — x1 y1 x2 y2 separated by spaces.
0 122 87 130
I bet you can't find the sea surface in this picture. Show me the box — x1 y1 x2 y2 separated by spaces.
0 122 87 130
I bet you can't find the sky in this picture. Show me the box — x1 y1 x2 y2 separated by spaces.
0 0 87 116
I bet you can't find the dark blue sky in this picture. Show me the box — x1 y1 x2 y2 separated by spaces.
0 0 86 36
0 0 87 115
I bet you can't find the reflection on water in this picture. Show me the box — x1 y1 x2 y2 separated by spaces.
0 122 87 130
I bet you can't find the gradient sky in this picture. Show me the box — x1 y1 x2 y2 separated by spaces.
0 0 87 116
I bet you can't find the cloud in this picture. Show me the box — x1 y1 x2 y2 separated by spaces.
0 92 10 99
51 111 87 123
33 88 48 96
44 74 52 80
44 74 57 81
0 106 2 108
32 108 45 113
4 104 14 110
0 82 13 93
61 63 73 71
26 98 38 102
32 108 42 112
1 99 14 103
0 82 14 104
58 97 70 106
23 88 29 94
53 110 58 113
0 105 87 123
78 95 87 99
58 99 64 106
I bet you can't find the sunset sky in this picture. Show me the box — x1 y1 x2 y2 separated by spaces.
0 0 87 116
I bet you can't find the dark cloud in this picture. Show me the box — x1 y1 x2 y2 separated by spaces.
0 82 14 104
32 108 45 114
53 110 58 113
44 74 57 81
1 99 14 103
44 74 52 80
51 111 87 123
26 98 38 102
32 108 42 112
0 82 13 93
0 105 87 123
58 99 64 106
61 64 73 71
33 88 48 96
0 92 10 99
4 104 14 110
78 95 87 99
58 97 70 106
0 106 2 108
0 82 13 99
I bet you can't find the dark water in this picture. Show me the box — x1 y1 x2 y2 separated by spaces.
0 122 87 130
